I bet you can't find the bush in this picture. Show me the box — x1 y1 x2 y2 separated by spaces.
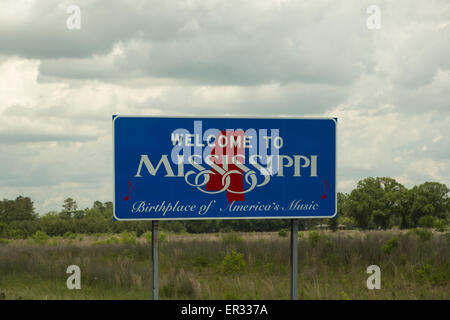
415 264 447 285
63 232 77 240
0 238 9 245
143 231 166 243
221 250 246 275
120 231 136 244
159 231 167 243
92 235 120 245
418 215 437 228
278 229 288 237
143 231 152 244
106 236 120 244
435 219 448 232
308 231 322 248
31 231 50 245
192 255 209 269
407 228 433 242
341 291 350 300
381 238 398 255
7 229 26 239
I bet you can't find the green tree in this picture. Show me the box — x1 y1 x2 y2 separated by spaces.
337 192 349 216
373 210 388 230
93 201 104 211
347 177 407 229
104 201 113 210
0 196 36 223
60 198 78 219
409 182 449 227
73 210 85 219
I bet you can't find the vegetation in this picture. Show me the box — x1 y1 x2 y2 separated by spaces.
0 176 448 299
278 229 288 237
221 250 246 275
0 230 448 299
0 178 448 240
381 237 399 255
31 231 50 246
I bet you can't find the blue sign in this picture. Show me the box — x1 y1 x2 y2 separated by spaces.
113 116 336 221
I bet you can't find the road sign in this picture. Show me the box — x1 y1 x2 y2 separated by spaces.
113 116 336 221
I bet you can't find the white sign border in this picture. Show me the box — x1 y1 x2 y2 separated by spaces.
112 115 337 221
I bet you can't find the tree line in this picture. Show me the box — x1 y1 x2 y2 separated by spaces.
0 177 448 239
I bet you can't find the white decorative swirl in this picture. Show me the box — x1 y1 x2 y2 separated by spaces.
184 167 271 195
184 170 231 194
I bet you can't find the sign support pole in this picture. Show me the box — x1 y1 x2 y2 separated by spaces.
290 219 298 300
152 220 159 300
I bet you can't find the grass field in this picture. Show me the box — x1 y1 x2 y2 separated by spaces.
0 230 448 300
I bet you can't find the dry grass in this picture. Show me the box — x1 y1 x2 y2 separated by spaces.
0 230 448 300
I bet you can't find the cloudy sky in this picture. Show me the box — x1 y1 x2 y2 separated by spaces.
0 0 449 214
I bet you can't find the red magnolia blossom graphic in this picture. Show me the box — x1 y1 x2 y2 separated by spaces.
205 130 245 203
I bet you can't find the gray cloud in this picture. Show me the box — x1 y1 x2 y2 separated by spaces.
0 0 449 213
1 0 376 86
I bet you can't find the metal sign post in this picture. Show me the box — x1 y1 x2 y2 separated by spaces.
290 219 299 300
152 221 159 300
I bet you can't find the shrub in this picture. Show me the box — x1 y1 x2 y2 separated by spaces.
407 228 433 242
106 236 120 244
7 229 26 239
143 231 152 244
120 231 136 244
415 264 446 285
143 231 166 243
381 238 398 255
31 231 50 245
418 215 437 228
278 229 288 237
415 264 432 280
192 255 209 269
63 232 78 240
435 219 448 232
341 291 350 300
221 250 246 275
92 235 120 245
159 231 167 243
308 231 321 248
0 238 9 245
